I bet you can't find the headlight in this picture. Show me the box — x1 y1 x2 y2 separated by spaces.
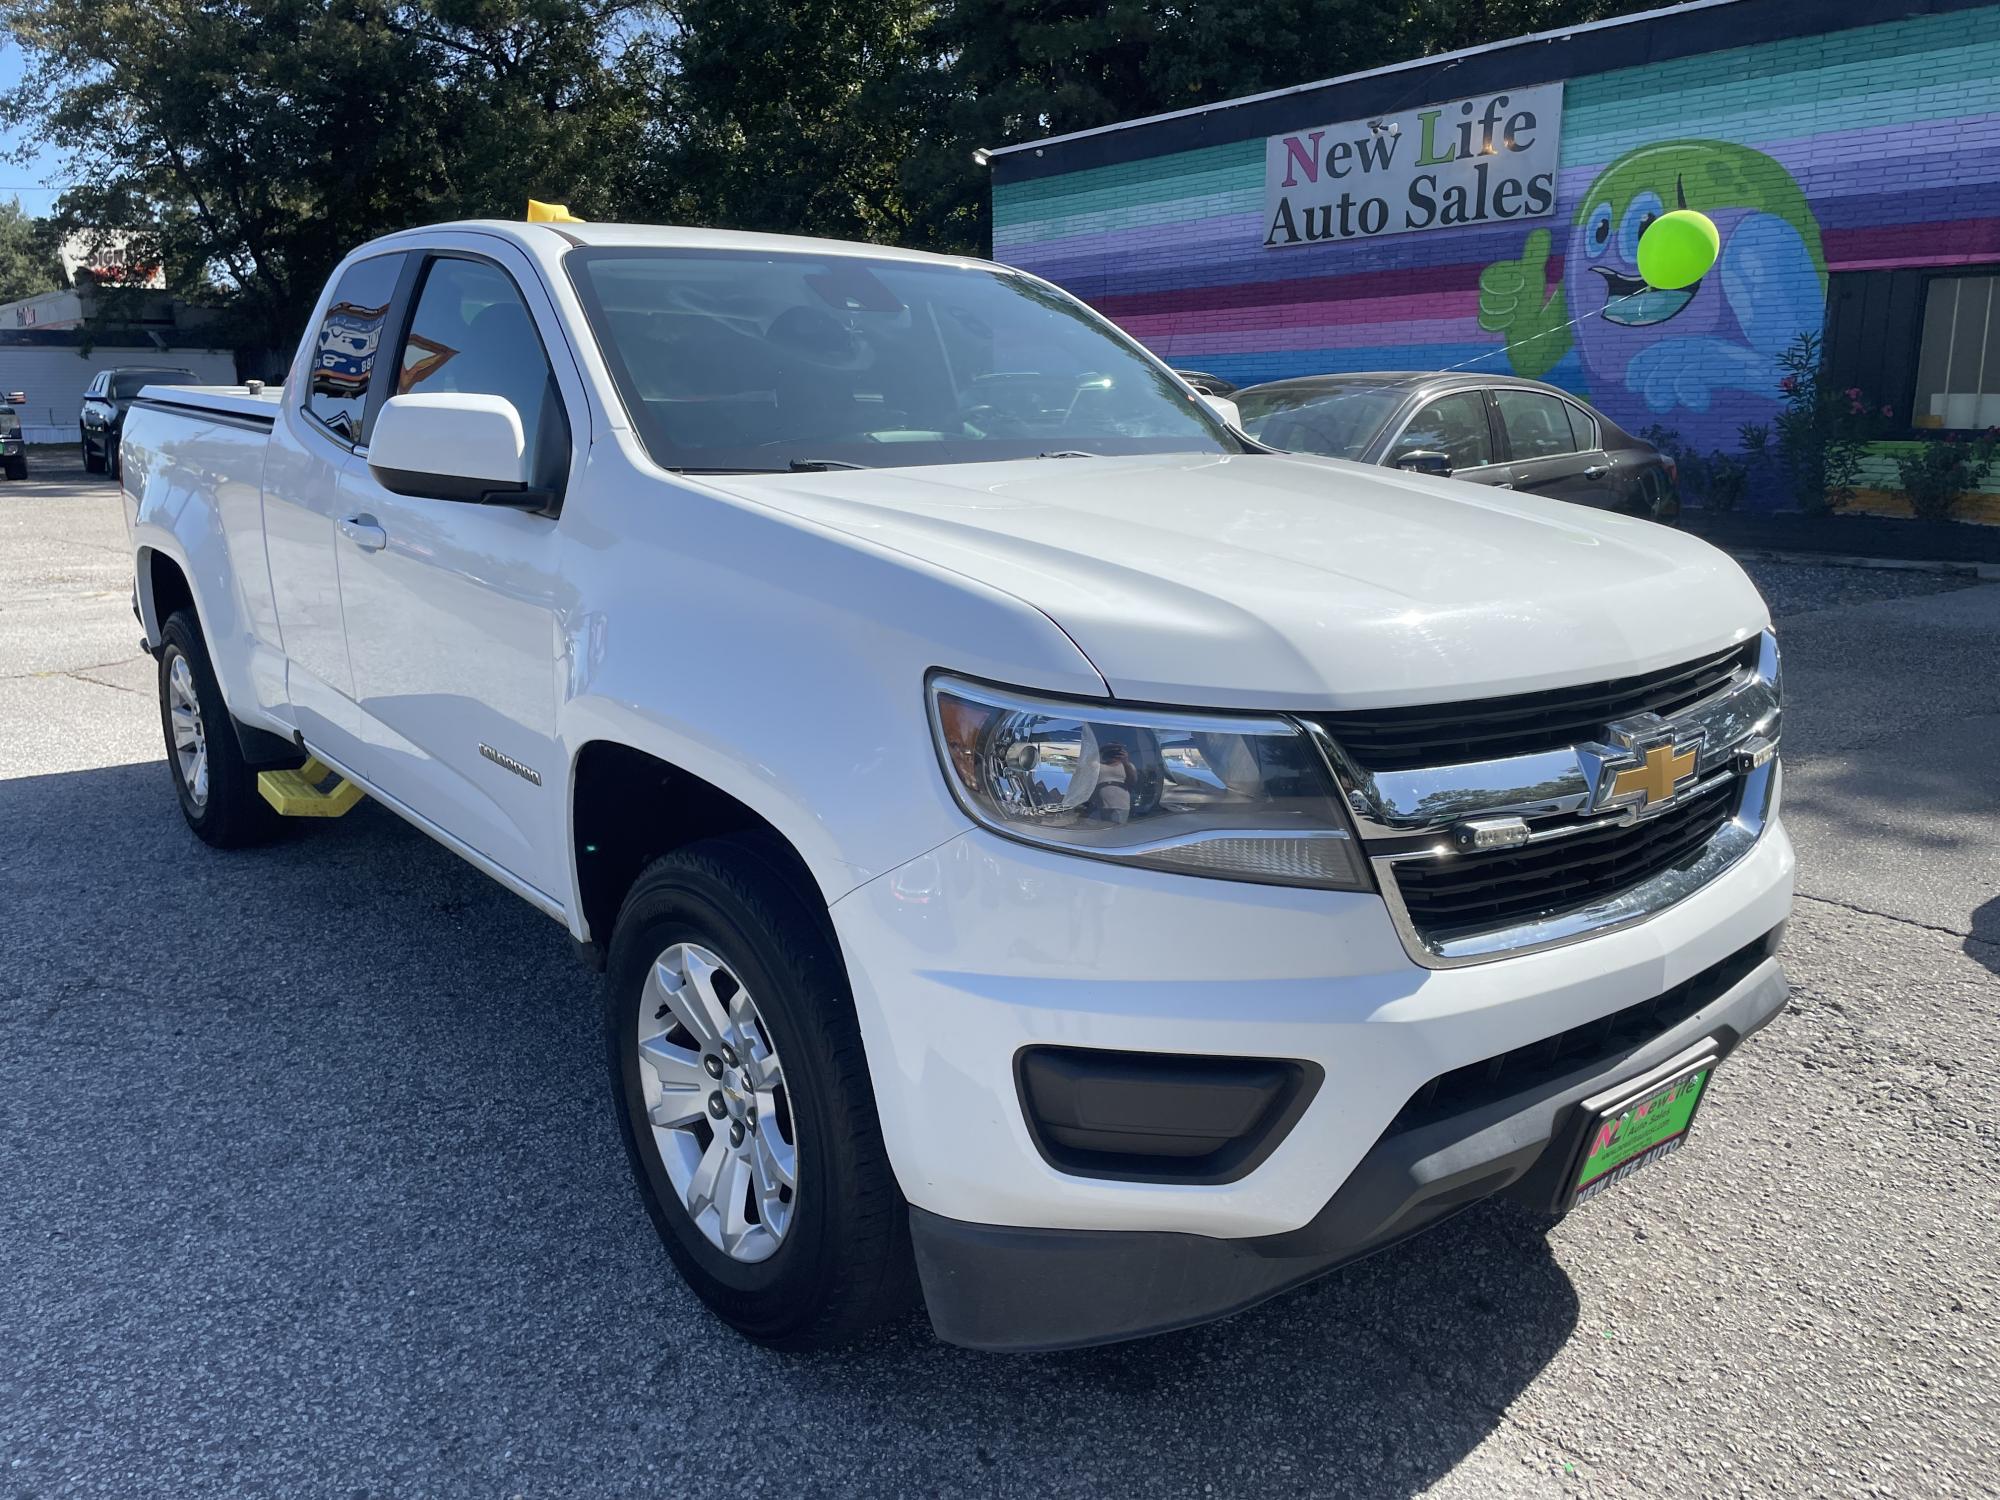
927 675 1370 890
0 410 17 436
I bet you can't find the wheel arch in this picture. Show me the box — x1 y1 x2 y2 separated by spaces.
138 544 197 646
568 738 836 953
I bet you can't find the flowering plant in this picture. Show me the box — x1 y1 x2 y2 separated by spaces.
1768 333 1878 513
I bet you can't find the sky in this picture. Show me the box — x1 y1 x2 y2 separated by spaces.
1 38 68 216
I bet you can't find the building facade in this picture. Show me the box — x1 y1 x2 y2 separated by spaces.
0 336 238 444
990 0 2000 514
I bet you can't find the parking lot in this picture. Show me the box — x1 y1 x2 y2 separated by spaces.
3 455 1997 1498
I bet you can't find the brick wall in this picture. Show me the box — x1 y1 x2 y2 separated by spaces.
993 8 2000 488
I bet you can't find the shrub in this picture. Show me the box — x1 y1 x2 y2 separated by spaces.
1894 433 1999 521
1770 333 1878 513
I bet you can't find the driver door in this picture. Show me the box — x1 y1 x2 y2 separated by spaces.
334 248 578 902
1384 390 1508 485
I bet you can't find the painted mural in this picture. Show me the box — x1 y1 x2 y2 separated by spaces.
991 8 2000 505
1478 141 1826 438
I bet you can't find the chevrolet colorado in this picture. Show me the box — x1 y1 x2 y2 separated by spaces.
120 220 1791 1352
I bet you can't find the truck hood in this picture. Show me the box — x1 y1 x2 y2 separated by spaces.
712 452 1768 710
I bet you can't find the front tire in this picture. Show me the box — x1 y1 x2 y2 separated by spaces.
156 608 282 848
4 454 24 481
604 837 915 1349
82 438 104 474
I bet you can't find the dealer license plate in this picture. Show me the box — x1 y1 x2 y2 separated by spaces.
1566 1055 1715 1210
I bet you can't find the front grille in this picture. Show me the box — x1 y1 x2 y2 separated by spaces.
1383 929 1776 1138
1392 782 1735 942
1313 641 1755 772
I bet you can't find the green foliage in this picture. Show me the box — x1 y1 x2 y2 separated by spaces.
640 0 926 244
1893 434 1999 522
0 0 1681 349
0 0 651 354
1768 332 1877 515
0 196 64 303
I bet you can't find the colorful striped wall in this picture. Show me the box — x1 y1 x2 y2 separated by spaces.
993 8 2000 471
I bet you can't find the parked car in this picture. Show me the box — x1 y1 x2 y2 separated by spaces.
1235 371 1680 523
81 366 201 477
0 394 24 480
122 220 1788 1354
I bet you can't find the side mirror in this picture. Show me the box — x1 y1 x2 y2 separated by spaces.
1198 392 1243 430
1394 449 1452 478
367 393 548 510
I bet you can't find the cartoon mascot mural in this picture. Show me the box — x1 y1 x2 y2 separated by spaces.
1478 140 1827 437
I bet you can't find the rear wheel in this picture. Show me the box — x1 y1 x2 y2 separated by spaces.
156 608 282 848
604 837 915 1349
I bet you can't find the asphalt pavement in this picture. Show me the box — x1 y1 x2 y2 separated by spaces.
3 458 1996 1499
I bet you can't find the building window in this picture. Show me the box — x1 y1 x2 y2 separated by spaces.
1914 274 2000 430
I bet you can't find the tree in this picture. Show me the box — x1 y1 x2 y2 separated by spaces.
0 0 652 355
629 0 927 244
0 197 63 303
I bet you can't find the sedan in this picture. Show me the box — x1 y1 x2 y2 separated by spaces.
1234 371 1679 523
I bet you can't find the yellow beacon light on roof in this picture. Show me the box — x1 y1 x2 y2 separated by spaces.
526 200 585 224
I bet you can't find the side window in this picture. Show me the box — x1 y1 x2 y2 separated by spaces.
307 254 403 444
1494 389 1580 460
1391 392 1494 471
1564 400 1600 450
396 256 569 492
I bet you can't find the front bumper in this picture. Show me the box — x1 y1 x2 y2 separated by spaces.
828 814 1794 1346
911 939 1785 1350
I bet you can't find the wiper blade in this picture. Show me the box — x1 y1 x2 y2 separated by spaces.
1037 450 1100 460
787 457 867 472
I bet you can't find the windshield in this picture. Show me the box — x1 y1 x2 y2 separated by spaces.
1236 385 1406 460
568 248 1234 472
112 370 198 398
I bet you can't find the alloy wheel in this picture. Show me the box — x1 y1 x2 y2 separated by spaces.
635 941 798 1262
166 653 209 807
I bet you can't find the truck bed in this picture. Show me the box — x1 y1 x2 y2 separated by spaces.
135 383 283 425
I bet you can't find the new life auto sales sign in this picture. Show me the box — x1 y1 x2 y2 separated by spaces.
1263 83 1563 248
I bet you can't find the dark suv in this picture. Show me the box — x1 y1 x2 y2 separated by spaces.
81 367 201 477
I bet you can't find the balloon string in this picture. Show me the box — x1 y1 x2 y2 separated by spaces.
1430 284 1660 378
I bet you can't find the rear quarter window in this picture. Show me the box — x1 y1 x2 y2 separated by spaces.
305 254 404 444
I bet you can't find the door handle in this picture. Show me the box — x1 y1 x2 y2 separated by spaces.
338 515 388 552
1582 464 1611 480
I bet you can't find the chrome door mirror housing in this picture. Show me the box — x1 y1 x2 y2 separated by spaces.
1394 449 1453 478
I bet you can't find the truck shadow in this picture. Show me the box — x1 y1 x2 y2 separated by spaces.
2 758 1579 1499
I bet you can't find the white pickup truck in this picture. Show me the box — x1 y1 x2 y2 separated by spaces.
121 219 1791 1352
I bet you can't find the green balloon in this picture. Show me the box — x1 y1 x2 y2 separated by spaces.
1637 209 1721 290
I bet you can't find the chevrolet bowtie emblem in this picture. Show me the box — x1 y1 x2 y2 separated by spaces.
1610 742 1698 809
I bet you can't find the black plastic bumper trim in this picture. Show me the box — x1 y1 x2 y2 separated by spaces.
912 950 1789 1352
1015 1046 1322 1184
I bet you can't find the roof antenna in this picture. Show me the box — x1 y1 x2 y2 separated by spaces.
1675 172 1688 210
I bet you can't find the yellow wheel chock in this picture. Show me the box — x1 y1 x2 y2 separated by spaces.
257 756 365 817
